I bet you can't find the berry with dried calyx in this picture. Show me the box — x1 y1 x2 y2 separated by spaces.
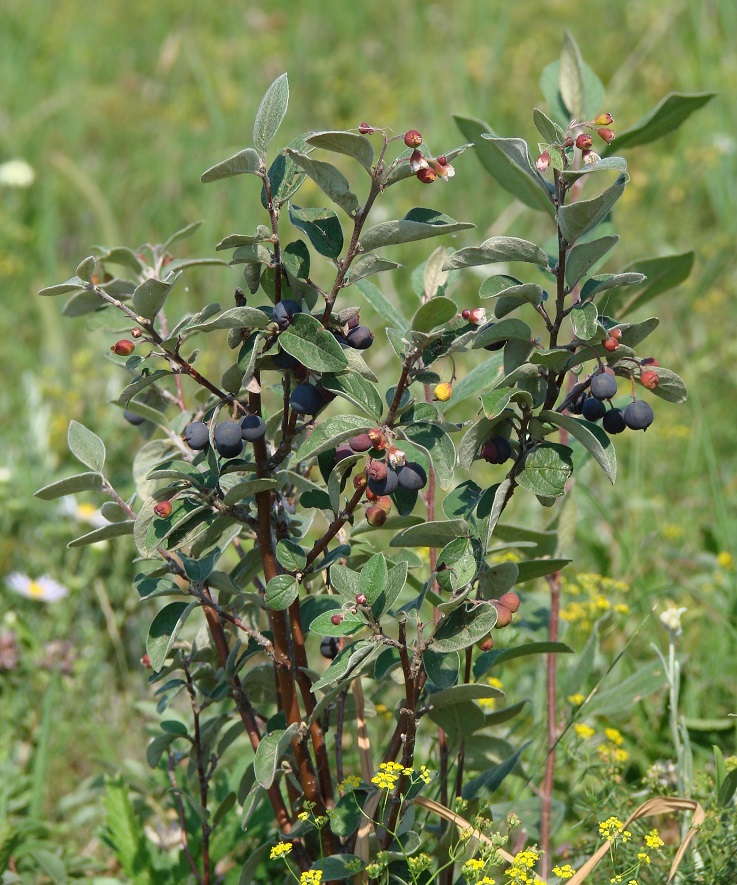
367 429 386 451
111 339 135 356
640 369 659 390
575 133 593 150
493 602 513 627
346 325 374 349
184 421 210 450
366 460 388 482
404 129 423 147
597 127 615 144
641 357 660 367
582 149 601 165
320 636 340 659
358 122 375 135
595 112 614 126
131 327 142 338
154 500 173 518
609 328 622 340
355 593 367 606
375 495 392 513
397 462 427 491
479 637 494 652
461 307 487 325
240 415 267 441
366 505 388 527
434 382 453 402
353 472 367 490
272 299 301 330
498 592 520 613
581 396 606 422
603 336 620 352
624 400 654 431
416 167 436 184
124 409 145 426
367 466 398 496
214 422 244 458
481 435 512 465
348 433 373 452
290 382 324 416
536 150 551 172
602 407 626 435
330 613 344 626
590 371 618 401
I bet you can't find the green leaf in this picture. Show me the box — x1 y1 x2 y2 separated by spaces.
288 204 344 259
515 559 571 583
276 539 307 573
310 609 365 637
97 244 146 270
557 174 627 244
517 443 573 497
284 149 359 216
347 253 401 283
480 388 533 419
68 420 106 472
493 283 545 317
201 148 261 183
187 305 269 334
146 601 197 671
540 55 604 122
618 252 695 315
581 272 646 301
718 770 737 808
305 130 374 171
475 641 574 678
447 351 504 406
400 422 456 490
436 537 477 592
316 855 366 880
453 115 553 215
295 416 374 461
373 561 408 617
312 640 378 691
222 478 279 506
265 575 300 611
35 471 103 500
428 698 485 742
38 275 85 297
355 279 409 330
279 313 348 373
443 480 483 519
424 650 460 689
132 276 177 320
559 156 627 183
359 208 473 252
606 92 716 153
102 777 155 882
68 520 134 548
161 220 204 250
565 236 619 288
584 659 666 718
473 318 532 348
253 722 298 789
430 683 504 709
533 108 565 143
389 519 469 548
569 302 599 340
443 236 549 270
462 742 529 799
321 373 383 421
411 297 459 333
540 410 616 483
432 602 498 653
253 73 289 154
559 31 585 119
648 367 688 404
359 553 388 603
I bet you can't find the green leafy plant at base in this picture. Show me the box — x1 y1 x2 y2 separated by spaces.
34 33 712 885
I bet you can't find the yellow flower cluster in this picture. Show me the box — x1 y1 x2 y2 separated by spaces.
407 853 432 875
505 847 540 883
597 744 629 766
560 573 630 630
270 842 293 860
717 551 733 570
479 878 496 885
418 764 432 784
462 858 486 875
489 551 523 564
371 760 410 790
604 727 623 746
637 851 650 864
598 817 631 843
300 871 322 885
644 828 664 850
338 774 361 791
552 864 575 879
573 723 595 740
567 693 585 706
479 676 504 710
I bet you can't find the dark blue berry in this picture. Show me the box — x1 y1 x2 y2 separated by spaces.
582 396 607 421
214 422 244 458
602 408 626 435
346 326 374 350
624 400 654 431
397 462 427 491
184 421 210 450
124 409 145 426
590 372 618 401
290 383 324 416
240 415 267 442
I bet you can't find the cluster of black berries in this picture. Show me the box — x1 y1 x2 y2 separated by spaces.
480 435 513 464
183 414 267 458
572 369 654 433
274 299 374 352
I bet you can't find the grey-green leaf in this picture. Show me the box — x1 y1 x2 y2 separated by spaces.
445 351 504 406
540 410 616 484
355 279 409 330
146 601 197 671
253 73 289 155
254 723 298 789
35 471 103 500
279 313 348 373
347 254 401 284
359 208 473 252
443 236 549 271
389 520 469 548
38 276 86 297
605 92 716 154
305 130 374 171
288 204 344 259
132 276 177 320
559 31 585 120
295 416 374 461
557 174 627 245
412 296 458 333
68 420 106 472
321 373 383 421
565 236 619 288
67 520 135 548
569 302 599 341
619 252 694 315
201 149 261 183
265 575 300 611
432 602 498 653
400 422 456 490
517 443 573 498
284 149 358 216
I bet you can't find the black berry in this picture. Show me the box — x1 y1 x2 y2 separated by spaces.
481 435 512 464
348 433 372 452
590 372 618 401
240 415 267 442
624 400 654 431
272 299 301 330
581 396 607 421
335 443 354 463
184 421 210 450
290 383 324 416
320 636 340 659
397 462 427 491
367 467 398 496
124 409 145 426
213 422 244 458
602 408 626 435
346 325 374 350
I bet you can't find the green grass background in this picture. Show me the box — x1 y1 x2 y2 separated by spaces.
1 0 736 874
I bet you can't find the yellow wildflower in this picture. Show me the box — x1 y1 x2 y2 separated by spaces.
553 864 575 879
604 727 624 746
717 551 733 569
298 811 310 822
574 723 595 740
338 774 361 791
300 871 322 885
637 852 650 864
270 842 293 860
644 829 664 849
479 878 496 885
567 693 585 706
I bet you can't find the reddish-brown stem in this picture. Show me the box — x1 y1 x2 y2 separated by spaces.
168 753 204 885
540 570 562 879
453 646 474 800
305 486 365 570
385 353 418 429
184 664 211 885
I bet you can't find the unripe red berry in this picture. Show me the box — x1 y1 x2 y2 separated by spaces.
641 357 660 367
594 113 614 126
367 460 388 482
416 167 437 184
355 593 368 605
479 637 494 652
367 429 386 451
404 129 422 147
353 472 367 490
111 339 135 356
597 127 615 144
536 150 551 172
358 122 375 134
376 495 392 514
365 487 380 502
366 505 387 527
461 309 471 319
575 133 593 150
609 328 622 340
498 592 521 613
640 369 660 390
131 327 142 338
330 613 344 626
154 500 173 518
603 336 620 352
140 653 151 667
493 602 513 627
